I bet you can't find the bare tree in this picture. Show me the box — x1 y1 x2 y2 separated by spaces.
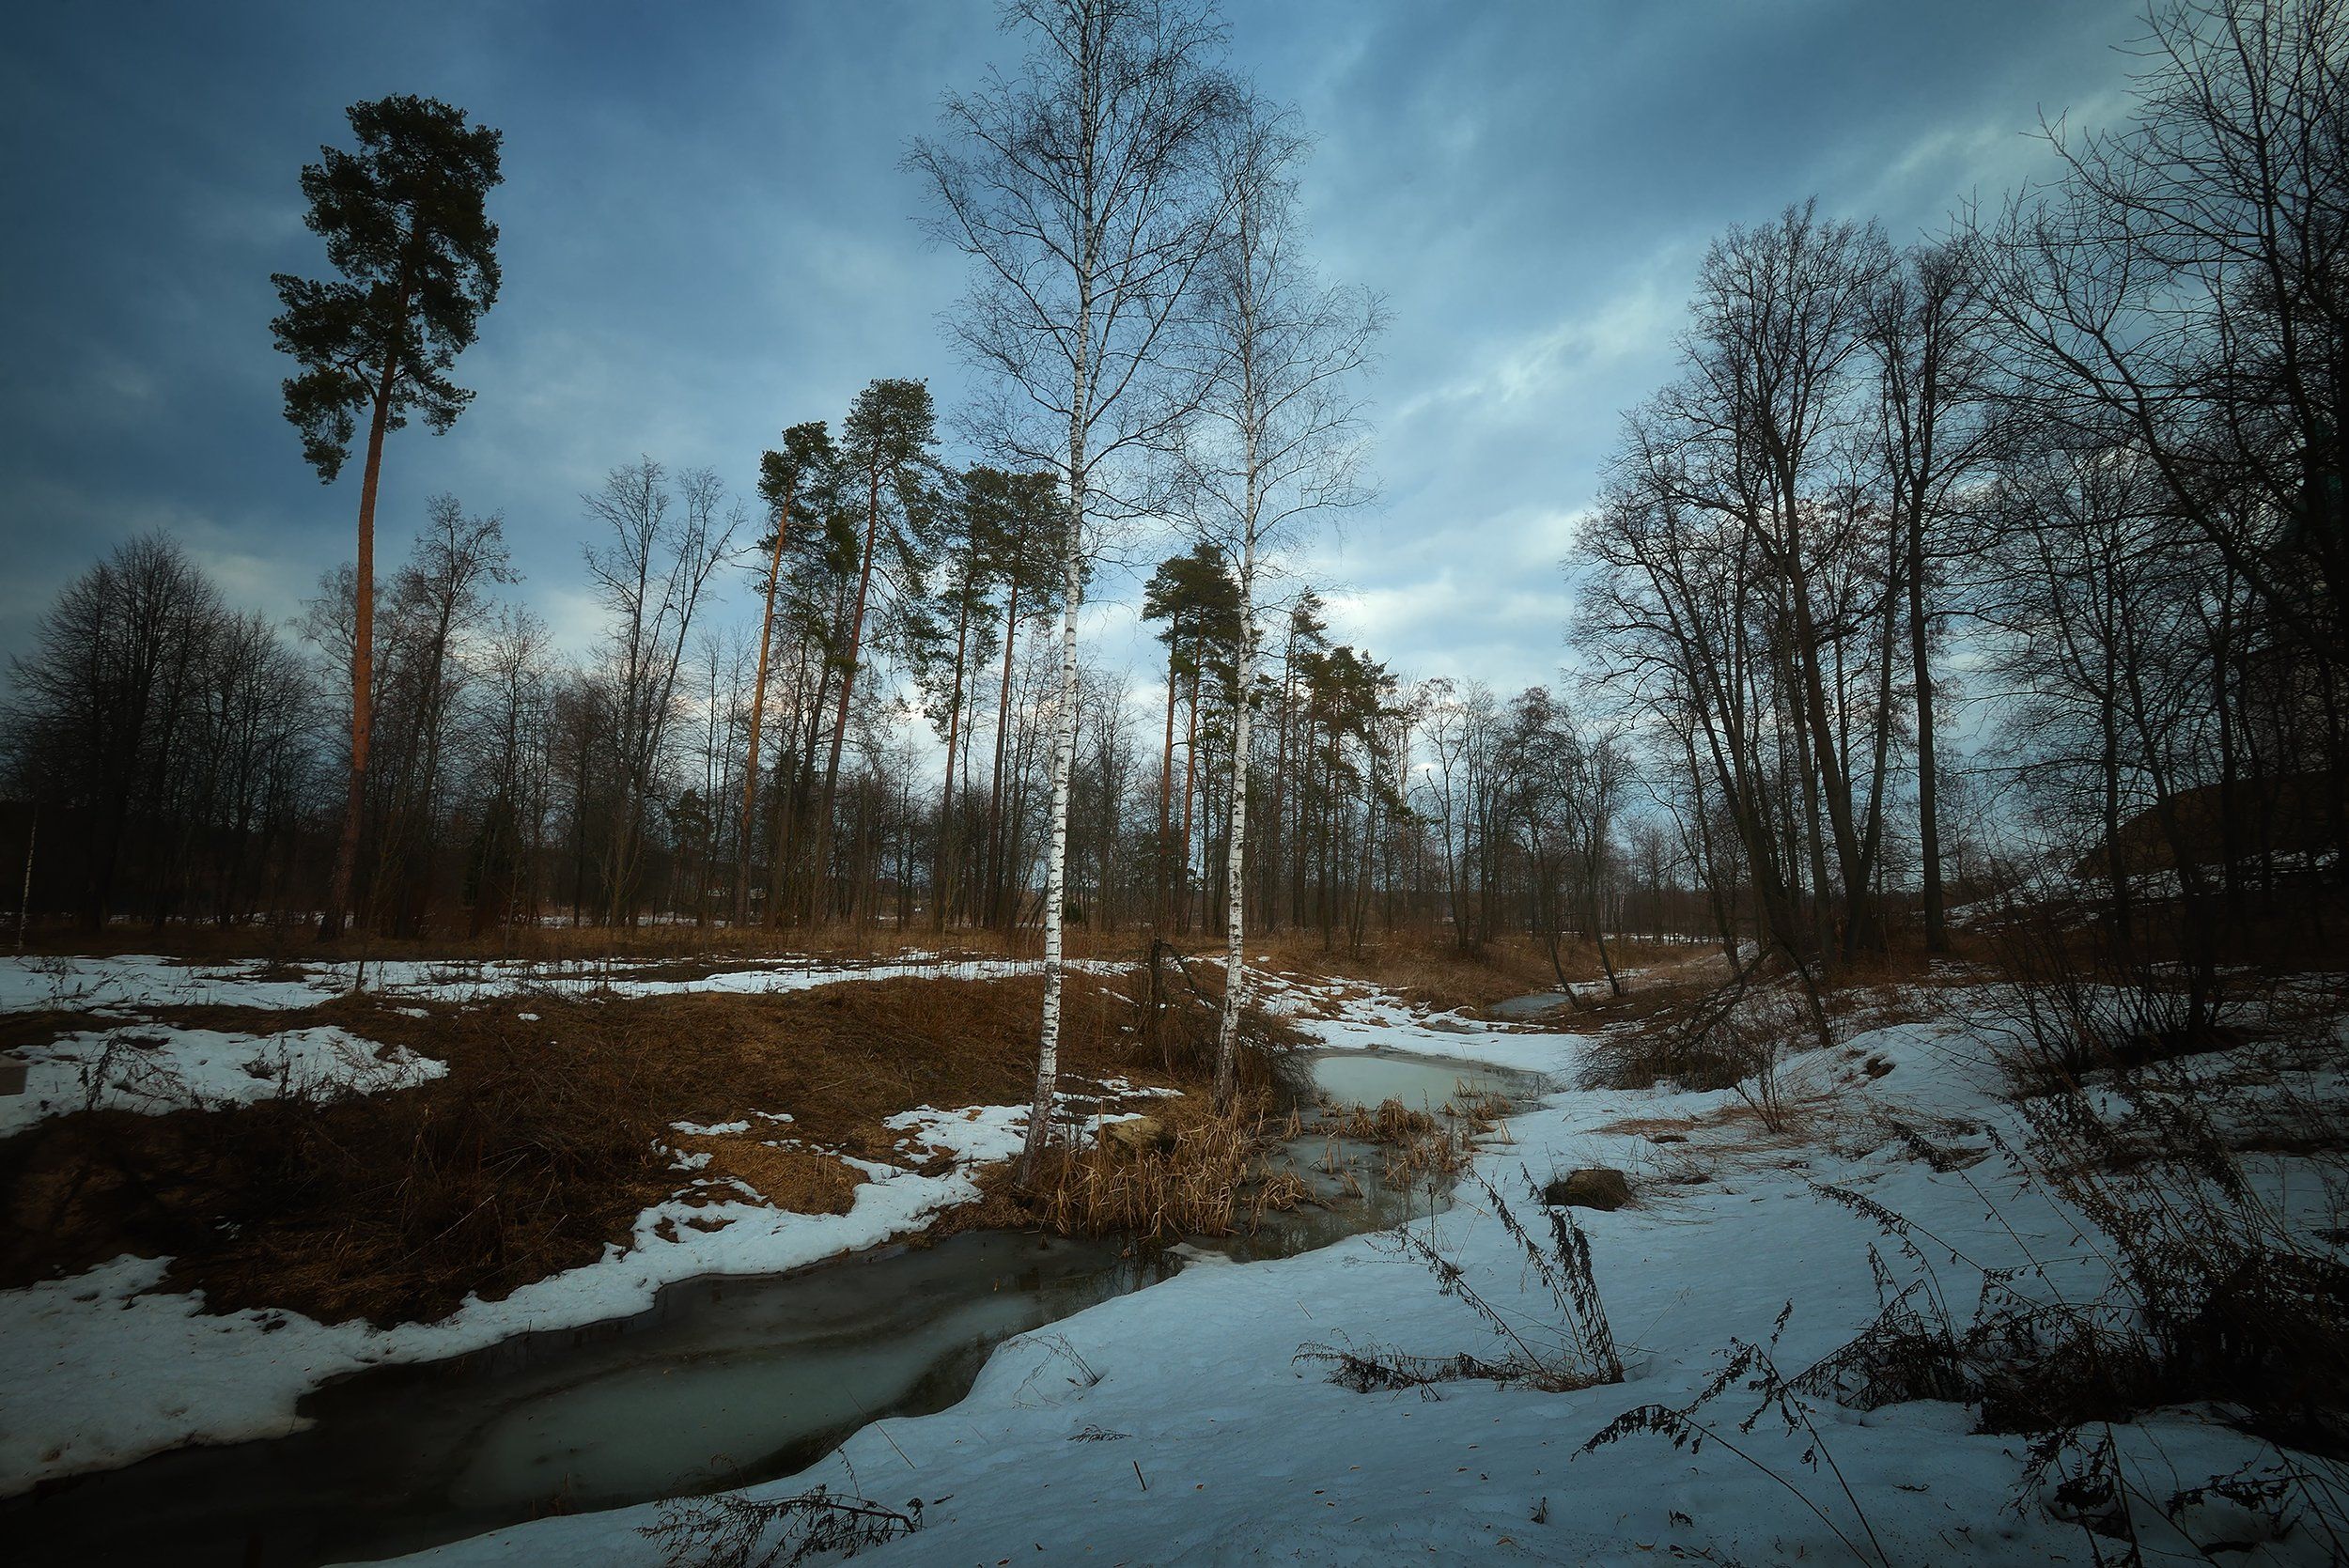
1868 235 1997 953
583 459 742 925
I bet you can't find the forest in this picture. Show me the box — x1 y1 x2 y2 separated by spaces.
1 2 2344 1565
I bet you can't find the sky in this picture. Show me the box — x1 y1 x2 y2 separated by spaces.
0 0 2148 717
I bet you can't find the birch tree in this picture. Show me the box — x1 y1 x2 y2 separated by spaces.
911 0 1236 1177
1182 97 1379 1108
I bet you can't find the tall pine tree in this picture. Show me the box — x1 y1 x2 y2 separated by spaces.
271 95 502 940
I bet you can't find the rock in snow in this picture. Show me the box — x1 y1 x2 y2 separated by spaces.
1542 1167 1632 1211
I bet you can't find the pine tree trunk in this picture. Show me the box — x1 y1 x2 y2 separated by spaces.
321 365 396 948
738 477 795 924
816 467 883 924
1180 652 1201 934
935 592 970 930
985 580 1020 929
1157 633 1179 927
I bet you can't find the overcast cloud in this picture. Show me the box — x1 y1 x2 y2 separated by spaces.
0 0 2144 708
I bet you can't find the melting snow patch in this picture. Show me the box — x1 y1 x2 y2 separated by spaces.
0 1025 444 1138
0 1156 986 1496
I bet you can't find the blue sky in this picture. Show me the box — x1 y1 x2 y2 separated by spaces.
0 0 2143 704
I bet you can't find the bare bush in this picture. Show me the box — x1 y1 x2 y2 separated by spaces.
1979 899 2237 1094
1301 1166 1622 1395
1585 1301 1896 1568
1796 1057 2349 1561
642 1484 923 1568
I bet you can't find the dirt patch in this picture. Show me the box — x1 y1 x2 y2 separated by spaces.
675 1134 869 1215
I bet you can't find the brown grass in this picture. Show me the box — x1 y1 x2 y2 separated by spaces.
1323 1097 1442 1143
0 969 1296 1326
1247 931 1574 1015
961 1095 1311 1240
677 1135 867 1216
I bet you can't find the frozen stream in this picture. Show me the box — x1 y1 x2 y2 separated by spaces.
1306 1049 1522 1110
8 1047 1545 1567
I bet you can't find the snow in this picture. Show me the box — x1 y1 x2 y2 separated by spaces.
0 952 1133 1017
8 951 2341 1562
0 951 1159 1497
382 971 2342 1568
886 1077 1186 1166
0 1022 445 1138
884 1102 1032 1166
0 1157 989 1495
1252 970 1581 1077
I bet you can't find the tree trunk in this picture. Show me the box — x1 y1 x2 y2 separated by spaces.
816 467 884 924
737 476 795 924
322 363 397 948
986 580 1020 928
935 590 971 931
1019 460 1084 1180
1907 497 1944 954
1214 539 1257 1110
1019 308 1087 1180
1157 632 1179 927
1179 650 1201 933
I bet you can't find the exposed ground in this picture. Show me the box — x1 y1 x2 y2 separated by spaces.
384 951 2349 1568
0 962 1308 1326
14 924 2339 1565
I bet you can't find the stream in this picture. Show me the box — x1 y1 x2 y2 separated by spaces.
8 1048 1545 1567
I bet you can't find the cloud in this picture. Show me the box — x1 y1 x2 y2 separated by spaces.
1 0 2148 734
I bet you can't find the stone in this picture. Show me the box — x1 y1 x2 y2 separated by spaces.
1099 1115 1173 1154
1542 1168 1631 1211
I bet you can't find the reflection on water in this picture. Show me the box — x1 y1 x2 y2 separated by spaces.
9 1232 1163 1568
9 1048 1537 1568
1308 1049 1522 1110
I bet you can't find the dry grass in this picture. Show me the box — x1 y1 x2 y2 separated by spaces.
677 1136 867 1216
1249 931 1568 1015
1323 1096 1441 1142
965 1098 1312 1240
0 969 1294 1325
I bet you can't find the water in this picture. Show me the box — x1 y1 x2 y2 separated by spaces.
1488 990 1573 1021
8 1049 1530 1568
8 1232 1164 1568
1308 1049 1525 1110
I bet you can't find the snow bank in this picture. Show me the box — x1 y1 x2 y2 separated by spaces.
0 1159 986 1495
0 952 1132 1016
0 1023 445 1138
385 975 2341 1568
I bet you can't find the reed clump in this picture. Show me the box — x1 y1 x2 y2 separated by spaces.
974 1101 1309 1239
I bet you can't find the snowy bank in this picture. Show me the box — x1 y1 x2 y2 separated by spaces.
380 977 2342 1567
0 1023 444 1139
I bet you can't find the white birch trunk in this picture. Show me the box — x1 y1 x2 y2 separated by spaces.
1021 340 1089 1178
1022 526 1084 1174
1213 535 1256 1109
